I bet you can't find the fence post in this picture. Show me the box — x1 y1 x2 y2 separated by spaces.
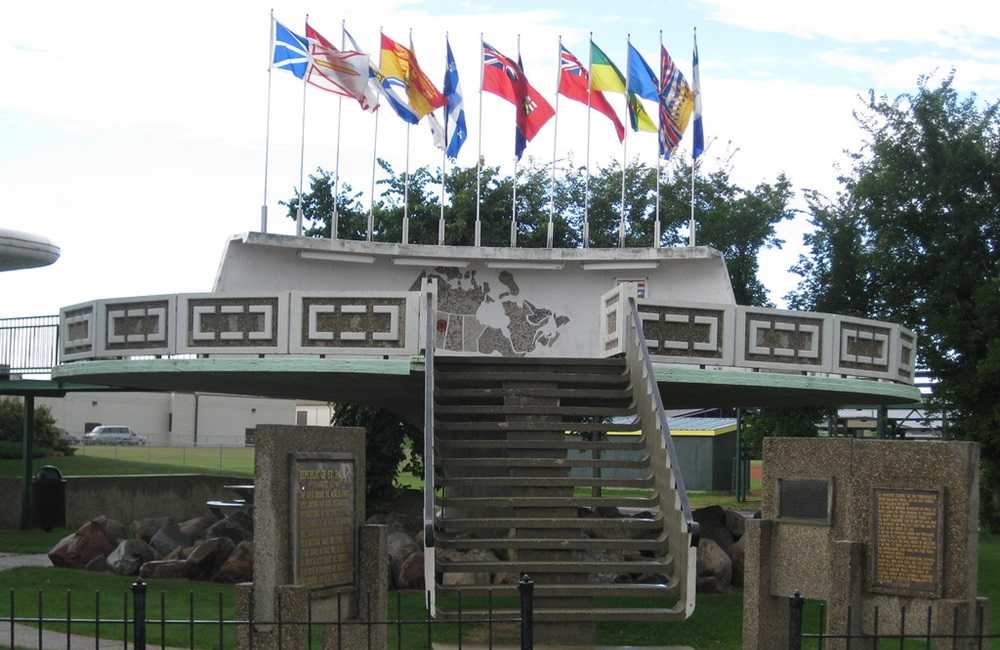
518 574 534 650
131 579 147 650
788 591 804 650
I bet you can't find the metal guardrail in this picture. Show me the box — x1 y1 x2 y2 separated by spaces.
623 289 699 619
0 315 59 374
421 279 437 617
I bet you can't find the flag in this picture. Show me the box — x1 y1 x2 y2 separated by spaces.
658 44 694 158
271 19 310 79
305 24 372 109
482 43 554 160
692 33 704 159
343 28 381 111
443 38 467 158
589 40 656 133
627 43 658 102
558 45 624 142
379 33 445 124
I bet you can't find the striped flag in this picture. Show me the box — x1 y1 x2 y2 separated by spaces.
692 32 704 159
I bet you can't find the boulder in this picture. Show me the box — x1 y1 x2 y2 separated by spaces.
387 531 418 583
725 509 749 540
696 537 732 591
48 520 114 568
107 539 156 576
693 505 735 550
139 560 192 580
205 517 249 546
213 541 253 583
397 551 425 589
163 546 189 561
84 554 110 572
131 516 173 543
93 516 127 545
150 522 193 557
728 535 746 587
366 511 418 534
439 548 496 586
581 549 627 584
187 537 235 580
179 515 216 541
225 511 253 538
696 575 729 594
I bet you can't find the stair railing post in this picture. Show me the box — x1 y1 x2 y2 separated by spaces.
788 591 804 650
518 574 534 650
131 578 147 650
422 278 437 617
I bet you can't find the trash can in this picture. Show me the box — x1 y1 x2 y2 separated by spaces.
32 465 66 532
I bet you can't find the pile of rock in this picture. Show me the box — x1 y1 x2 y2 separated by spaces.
693 505 756 593
48 511 254 583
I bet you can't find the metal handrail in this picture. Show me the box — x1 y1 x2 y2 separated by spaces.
626 296 699 546
0 314 60 374
422 282 436 616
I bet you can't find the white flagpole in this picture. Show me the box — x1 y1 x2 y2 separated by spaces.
654 29 662 248
296 13 310 238
439 34 448 246
689 27 698 248
403 123 411 244
548 35 561 249
261 10 274 233
332 20 345 240
511 34 520 249
368 28 382 242
475 34 483 247
584 32 593 248
619 33 630 248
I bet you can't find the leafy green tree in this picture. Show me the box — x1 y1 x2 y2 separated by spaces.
330 402 422 500
0 398 71 457
788 74 1000 527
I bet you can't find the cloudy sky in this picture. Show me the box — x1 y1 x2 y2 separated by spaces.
2 0 999 317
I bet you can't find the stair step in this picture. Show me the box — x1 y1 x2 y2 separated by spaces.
436 387 633 400
438 476 653 488
437 438 646 451
436 559 671 574
436 371 629 385
435 535 668 551
437 496 660 508
432 607 688 623
436 421 638 432
435 357 627 367
437 516 662 530
434 405 634 416
438 457 648 469
436 582 675 597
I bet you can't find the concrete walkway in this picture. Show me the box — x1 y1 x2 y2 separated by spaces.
0 553 51 572
0 621 189 650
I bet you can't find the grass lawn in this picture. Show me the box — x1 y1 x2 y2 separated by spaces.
0 529 68 554
0 447 254 479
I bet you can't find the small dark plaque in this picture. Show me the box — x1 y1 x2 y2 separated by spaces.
871 488 944 596
777 478 832 523
291 455 355 589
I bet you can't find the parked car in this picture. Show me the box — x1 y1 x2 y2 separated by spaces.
57 428 82 446
83 426 147 446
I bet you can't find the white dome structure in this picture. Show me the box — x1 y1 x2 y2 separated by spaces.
0 228 60 272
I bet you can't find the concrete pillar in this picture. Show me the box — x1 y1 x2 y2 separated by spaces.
741 519 789 649
826 540 865 650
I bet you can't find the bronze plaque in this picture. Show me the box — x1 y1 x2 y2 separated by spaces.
291 456 355 589
871 488 944 596
777 478 832 524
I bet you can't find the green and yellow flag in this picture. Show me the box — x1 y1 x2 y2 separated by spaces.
590 40 656 133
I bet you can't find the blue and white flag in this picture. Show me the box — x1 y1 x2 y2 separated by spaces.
443 39 467 159
692 31 704 159
272 19 310 79
626 42 658 103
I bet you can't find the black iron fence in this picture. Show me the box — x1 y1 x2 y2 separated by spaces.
788 592 995 649
0 315 59 375
4 578 535 650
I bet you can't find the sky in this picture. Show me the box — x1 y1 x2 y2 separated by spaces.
2 0 999 317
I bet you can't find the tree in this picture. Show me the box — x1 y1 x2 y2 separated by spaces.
0 398 70 457
330 402 422 500
788 74 1000 527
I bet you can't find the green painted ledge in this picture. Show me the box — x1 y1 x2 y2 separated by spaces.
51 356 414 380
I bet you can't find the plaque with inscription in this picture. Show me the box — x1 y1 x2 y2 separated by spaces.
871 488 944 596
291 455 355 589
776 478 832 524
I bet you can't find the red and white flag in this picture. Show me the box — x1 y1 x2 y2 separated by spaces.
305 23 372 110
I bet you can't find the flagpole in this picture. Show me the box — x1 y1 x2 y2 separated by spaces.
548 35 561 249
261 9 274 234
331 20 345 241
584 32 593 248
296 13 310 238
654 29 662 248
368 28 382 242
619 34 630 248
689 26 698 248
402 29 413 245
439 35 448 246
475 33 483 247
511 33 520 249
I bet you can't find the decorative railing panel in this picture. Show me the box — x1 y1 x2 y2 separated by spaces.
101 295 175 358
59 302 97 362
896 326 918 383
735 306 832 373
289 291 420 355
639 301 735 366
598 284 628 357
177 294 289 355
832 315 894 380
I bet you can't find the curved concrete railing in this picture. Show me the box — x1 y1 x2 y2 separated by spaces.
57 288 917 386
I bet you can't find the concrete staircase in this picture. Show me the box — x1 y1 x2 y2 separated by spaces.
428 355 697 622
